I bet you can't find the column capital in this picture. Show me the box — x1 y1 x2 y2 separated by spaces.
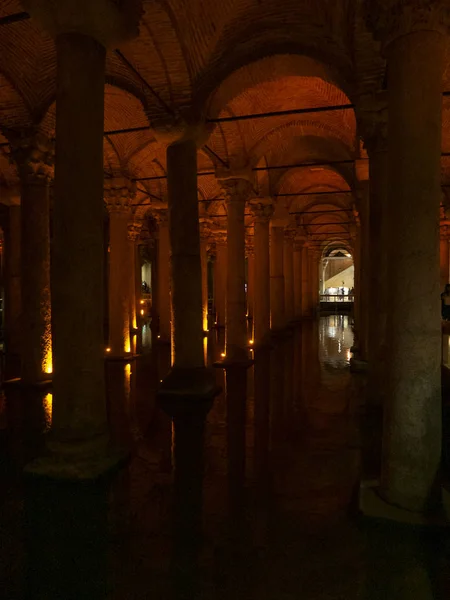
199 217 213 240
365 0 450 49
127 220 142 242
440 225 450 240
249 198 274 222
284 228 296 242
104 177 135 213
213 231 227 246
7 129 54 184
219 178 254 205
23 0 143 47
357 91 388 156
153 209 169 226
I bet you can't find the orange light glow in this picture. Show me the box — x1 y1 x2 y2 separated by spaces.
106 347 111 353
249 339 254 345
140 309 144 316
43 392 52 432
221 352 226 358
43 348 53 375
140 300 144 305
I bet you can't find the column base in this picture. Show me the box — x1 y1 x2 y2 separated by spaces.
359 480 450 528
158 366 220 413
105 352 136 362
350 357 368 372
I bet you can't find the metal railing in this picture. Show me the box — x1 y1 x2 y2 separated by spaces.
320 294 354 303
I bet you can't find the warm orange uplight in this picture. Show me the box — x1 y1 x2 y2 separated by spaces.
140 309 144 316
140 300 144 305
43 348 53 375
106 347 111 353
249 339 254 345
157 335 161 339
43 393 53 432
221 352 226 358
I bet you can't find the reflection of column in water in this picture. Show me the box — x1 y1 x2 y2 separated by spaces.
225 365 248 527
283 333 294 434
270 341 285 448
253 346 271 548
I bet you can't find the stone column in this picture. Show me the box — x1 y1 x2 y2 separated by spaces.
301 244 310 317
293 238 303 319
440 229 449 291
367 1 448 512
3 201 21 378
214 233 227 328
155 210 171 343
127 220 142 353
9 132 53 383
158 137 218 595
361 93 389 401
352 224 361 340
199 219 211 333
246 241 254 321
283 230 294 323
270 225 285 330
105 178 135 357
250 201 273 346
309 251 319 315
358 183 370 361
221 178 252 361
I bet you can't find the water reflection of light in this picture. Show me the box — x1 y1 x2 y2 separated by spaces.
346 349 351 362
203 336 208 363
43 347 53 375
124 363 131 401
43 393 52 432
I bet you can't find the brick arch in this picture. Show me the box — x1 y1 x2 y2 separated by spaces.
0 72 33 130
203 54 351 122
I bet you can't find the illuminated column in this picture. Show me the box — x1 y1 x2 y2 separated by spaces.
440 229 449 290
214 233 227 327
105 178 134 356
283 230 294 323
156 210 171 342
246 241 254 321
9 132 53 383
367 1 448 513
270 225 285 330
127 219 142 347
293 238 303 319
250 201 273 345
309 250 320 315
199 219 211 333
3 199 22 377
221 177 253 361
352 224 361 339
301 244 310 317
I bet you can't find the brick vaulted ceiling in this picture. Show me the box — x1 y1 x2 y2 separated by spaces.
0 1 449 247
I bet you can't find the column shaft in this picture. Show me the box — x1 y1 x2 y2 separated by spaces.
247 253 254 320
157 218 171 343
108 210 131 355
51 32 107 447
270 226 285 330
301 246 310 317
283 234 294 323
214 242 227 327
359 187 370 361
382 29 445 511
200 238 209 332
4 205 21 376
253 218 270 344
440 236 449 291
293 243 303 318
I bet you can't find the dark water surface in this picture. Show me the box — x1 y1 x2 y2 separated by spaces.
1 316 450 599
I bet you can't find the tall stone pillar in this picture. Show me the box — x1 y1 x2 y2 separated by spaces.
270 225 285 330
221 178 252 361
301 244 310 317
361 93 389 401
9 132 53 383
309 251 320 315
156 210 171 342
199 219 211 333
250 200 273 346
293 238 303 319
127 220 142 352
246 241 254 321
283 230 294 323
358 183 370 361
158 137 218 595
214 233 227 327
105 178 134 357
440 229 449 291
3 200 21 377
366 1 448 512
352 224 362 339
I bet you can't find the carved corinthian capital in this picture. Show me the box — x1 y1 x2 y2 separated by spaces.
357 91 388 156
220 178 254 205
104 176 136 213
365 0 450 48
249 199 274 222
7 130 54 183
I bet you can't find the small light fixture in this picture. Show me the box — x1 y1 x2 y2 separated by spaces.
106 347 111 353
221 352 226 358
160 379 163 383
249 339 254 345
157 335 161 339
140 309 144 315
140 300 144 305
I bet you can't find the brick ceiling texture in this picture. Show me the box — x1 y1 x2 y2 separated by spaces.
0 0 450 251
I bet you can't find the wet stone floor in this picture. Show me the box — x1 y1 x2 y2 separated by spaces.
1 315 450 599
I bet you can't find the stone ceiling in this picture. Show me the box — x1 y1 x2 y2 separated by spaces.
0 0 449 251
